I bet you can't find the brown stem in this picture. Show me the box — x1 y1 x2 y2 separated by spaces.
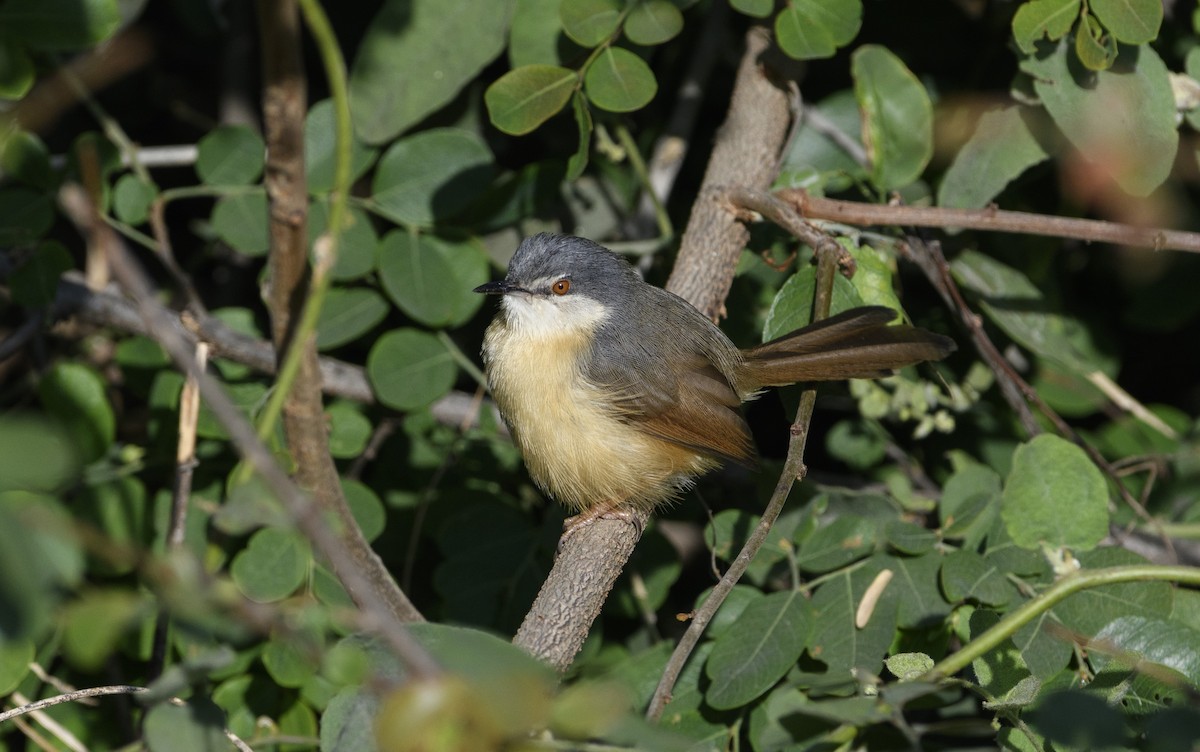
256 0 421 623
783 189 1200 254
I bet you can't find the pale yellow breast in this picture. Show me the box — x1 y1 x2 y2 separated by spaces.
482 317 712 513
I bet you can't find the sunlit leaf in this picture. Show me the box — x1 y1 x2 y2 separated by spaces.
584 47 657 113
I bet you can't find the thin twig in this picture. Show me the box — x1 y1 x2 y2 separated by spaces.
0 686 147 725
7 692 86 752
783 189 1200 254
646 224 841 721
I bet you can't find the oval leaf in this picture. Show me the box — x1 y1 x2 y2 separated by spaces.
560 0 622 47
705 590 813 709
938 106 1051 209
39 362 114 463
762 266 864 342
305 99 378 195
113 174 157 225
212 190 269 257
776 0 862 60
625 0 684 46
316 287 389 350
1011 0 1080 54
485 65 577 136
230 527 311 603
1001 434 1108 551
584 47 657 113
1090 0 1161 44
378 232 487 327
367 328 458 410
370 128 494 226
196 125 264 186
852 44 933 191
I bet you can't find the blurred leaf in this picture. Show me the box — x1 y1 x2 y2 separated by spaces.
0 40 34 98
0 188 54 243
762 266 864 341
342 479 386 543
10 240 72 308
39 361 114 463
321 686 379 752
349 0 515 144
196 125 264 185
370 128 495 226
1001 434 1108 551
775 0 862 60
1020 40 1176 196
852 44 933 190
0 130 52 190
938 106 1051 209
729 0 772 17
0 0 120 50
325 402 372 459
776 89 867 194
305 99 378 194
263 630 321 688
705 590 813 709
0 638 33 695
197 381 268 441
367 328 458 410
143 699 230 752
113 174 157 225
308 200 378 281
1011 0 1079 54
584 47 657 113
212 190 269 256
378 232 488 327
510 0 566 67
77 476 149 576
316 287 388 350
486 65 577 135
560 0 621 47
625 0 683 45
231 526 311 603
825 418 885 470
1090 0 1161 44
0 492 83 640
1028 690 1128 750
566 92 592 180
0 417 79 494
63 589 147 670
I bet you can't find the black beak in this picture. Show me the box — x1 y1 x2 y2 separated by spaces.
474 280 519 295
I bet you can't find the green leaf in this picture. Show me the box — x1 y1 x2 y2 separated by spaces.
485 65 577 136
325 402 373 459
1053 547 1173 635
316 287 388 350
378 232 488 327
762 265 864 341
263 632 321 688
1020 40 1176 196
730 0 773 18
143 699 230 752
938 106 1051 209
1013 609 1073 679
342 479 386 542
809 560 898 677
705 590 813 709
1001 434 1108 551
950 249 1104 374
510 0 566 67
584 47 657 113
825 419 885 470
349 0 515 143
885 652 934 681
970 609 1037 704
695 585 764 639
196 125 264 185
796 515 876 573
625 0 684 46
10 240 72 308
39 361 115 463
211 190 269 256
560 0 621 47
307 200 378 281
305 99 378 195
0 188 54 244
367 328 458 411
1027 690 1128 750
1011 0 1080 54
0 638 33 695
775 0 862 60
1075 13 1117 71
940 549 1016 607
0 130 52 190
0 0 120 50
884 519 938 555
77 476 149 576
113 174 157 225
566 92 592 181
370 128 495 226
1090 0 1161 44
0 40 34 98
852 44 933 190
321 687 380 752
1094 616 1200 687
776 89 867 194
0 418 79 494
230 527 311 603
0 492 84 640
63 589 147 670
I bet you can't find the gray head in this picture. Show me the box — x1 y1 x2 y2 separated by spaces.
474 233 644 336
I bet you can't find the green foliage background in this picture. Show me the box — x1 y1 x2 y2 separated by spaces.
2 0 1200 750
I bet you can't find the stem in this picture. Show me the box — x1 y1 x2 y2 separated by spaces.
616 123 673 240
925 565 1200 680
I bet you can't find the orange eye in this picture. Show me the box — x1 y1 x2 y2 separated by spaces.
551 279 571 295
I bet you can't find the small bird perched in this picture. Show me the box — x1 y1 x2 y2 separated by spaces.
476 234 954 531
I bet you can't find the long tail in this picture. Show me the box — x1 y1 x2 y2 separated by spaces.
741 306 956 388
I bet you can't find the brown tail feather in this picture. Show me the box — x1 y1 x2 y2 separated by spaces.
741 306 955 388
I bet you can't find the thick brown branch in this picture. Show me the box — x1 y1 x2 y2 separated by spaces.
783 189 1200 254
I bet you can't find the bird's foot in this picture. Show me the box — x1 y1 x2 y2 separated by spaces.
558 503 644 554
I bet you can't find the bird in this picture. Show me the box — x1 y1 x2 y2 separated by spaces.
475 233 955 534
